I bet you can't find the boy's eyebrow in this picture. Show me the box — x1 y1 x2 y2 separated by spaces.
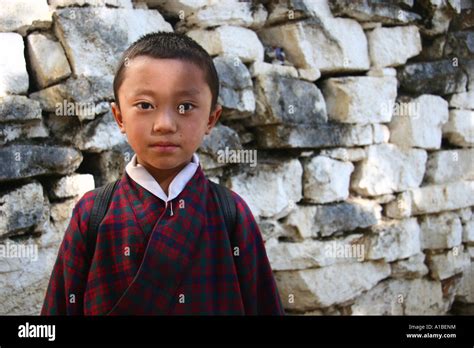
173 88 201 96
131 88 201 97
132 88 156 96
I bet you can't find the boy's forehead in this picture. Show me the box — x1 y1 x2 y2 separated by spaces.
127 56 204 76
123 56 208 92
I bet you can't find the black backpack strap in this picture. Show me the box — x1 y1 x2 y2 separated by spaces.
209 181 237 248
86 179 120 263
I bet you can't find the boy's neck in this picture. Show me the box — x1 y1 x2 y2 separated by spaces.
137 158 190 197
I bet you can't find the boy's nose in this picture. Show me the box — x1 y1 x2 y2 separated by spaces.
152 109 177 133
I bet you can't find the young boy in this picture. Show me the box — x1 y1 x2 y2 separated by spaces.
41 32 285 315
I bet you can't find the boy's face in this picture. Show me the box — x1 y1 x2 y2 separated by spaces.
111 56 221 173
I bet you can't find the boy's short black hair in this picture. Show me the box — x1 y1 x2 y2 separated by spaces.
113 31 219 111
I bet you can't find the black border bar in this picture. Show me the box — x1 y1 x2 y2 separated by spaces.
0 315 472 345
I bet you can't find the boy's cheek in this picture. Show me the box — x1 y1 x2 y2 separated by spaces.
126 120 149 134
183 129 205 145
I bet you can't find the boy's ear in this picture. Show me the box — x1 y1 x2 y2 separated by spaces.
205 104 222 135
111 102 126 134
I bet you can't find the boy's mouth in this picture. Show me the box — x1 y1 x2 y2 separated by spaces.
149 141 180 152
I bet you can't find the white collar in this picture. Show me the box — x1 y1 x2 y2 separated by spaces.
125 153 200 203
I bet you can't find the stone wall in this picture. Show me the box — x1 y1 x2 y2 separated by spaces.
0 0 472 315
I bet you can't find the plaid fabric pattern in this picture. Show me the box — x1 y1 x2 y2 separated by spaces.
41 166 285 315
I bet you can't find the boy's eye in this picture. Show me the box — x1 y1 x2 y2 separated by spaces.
136 102 154 110
177 103 194 114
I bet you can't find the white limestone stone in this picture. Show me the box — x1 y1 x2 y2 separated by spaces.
322 76 398 124
427 247 471 280
443 109 474 147
419 212 463 250
283 198 381 239
187 26 264 63
425 149 474 184
367 25 422 67
54 7 172 78
391 253 429 279
449 91 474 110
351 278 445 315
386 181 474 218
364 218 421 262
266 233 365 271
49 174 95 200
27 33 71 88
0 0 51 36
0 33 29 96
258 18 370 73
389 95 449 149
351 144 427 196
228 159 302 219
303 156 354 204
275 261 390 310
250 61 298 78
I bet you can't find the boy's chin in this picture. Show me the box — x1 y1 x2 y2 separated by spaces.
142 156 191 171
